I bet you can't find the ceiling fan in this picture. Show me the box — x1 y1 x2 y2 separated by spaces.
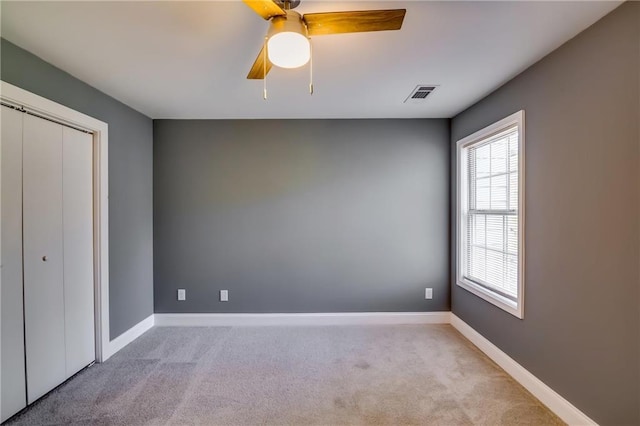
243 0 406 80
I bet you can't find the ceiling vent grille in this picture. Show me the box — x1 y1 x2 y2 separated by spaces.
404 85 437 103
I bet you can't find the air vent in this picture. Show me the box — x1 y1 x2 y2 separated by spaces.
404 85 438 103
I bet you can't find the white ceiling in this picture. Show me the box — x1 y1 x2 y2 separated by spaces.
1 1 621 119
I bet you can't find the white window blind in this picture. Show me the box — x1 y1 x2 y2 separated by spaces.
465 127 519 300
456 110 524 319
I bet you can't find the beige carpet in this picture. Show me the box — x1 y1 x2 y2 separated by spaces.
7 324 563 425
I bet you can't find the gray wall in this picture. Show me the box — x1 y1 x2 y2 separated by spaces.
450 3 639 424
154 119 449 313
1 39 155 340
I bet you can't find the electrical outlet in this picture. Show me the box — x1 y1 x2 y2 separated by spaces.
425 288 433 300
177 289 186 301
220 290 229 302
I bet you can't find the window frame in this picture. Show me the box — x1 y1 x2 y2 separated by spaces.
456 110 525 319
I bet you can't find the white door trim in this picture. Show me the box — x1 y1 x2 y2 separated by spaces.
0 81 110 362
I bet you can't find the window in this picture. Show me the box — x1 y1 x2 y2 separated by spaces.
456 111 525 318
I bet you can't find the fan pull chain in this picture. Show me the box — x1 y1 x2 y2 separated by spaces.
263 36 268 100
309 37 313 96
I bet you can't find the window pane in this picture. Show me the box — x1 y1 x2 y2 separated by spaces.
485 249 504 287
491 139 507 175
509 173 518 211
472 215 486 246
476 178 490 210
485 215 504 251
507 216 518 255
469 129 517 212
475 144 491 178
466 212 517 298
509 135 518 172
490 174 507 210
469 246 486 281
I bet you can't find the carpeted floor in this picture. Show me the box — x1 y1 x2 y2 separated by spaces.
6 325 563 425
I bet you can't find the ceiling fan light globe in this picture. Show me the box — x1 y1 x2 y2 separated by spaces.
267 32 310 69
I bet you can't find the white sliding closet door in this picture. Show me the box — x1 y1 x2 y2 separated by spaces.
23 113 67 403
62 126 95 375
0 106 27 422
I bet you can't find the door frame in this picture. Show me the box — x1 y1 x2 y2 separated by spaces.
1 81 110 362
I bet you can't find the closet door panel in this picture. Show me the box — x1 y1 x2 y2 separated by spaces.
63 126 95 376
0 106 27 422
23 113 66 403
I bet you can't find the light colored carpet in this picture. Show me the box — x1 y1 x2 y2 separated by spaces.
6 325 563 425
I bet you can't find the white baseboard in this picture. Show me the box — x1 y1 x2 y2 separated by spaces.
103 314 155 361
154 312 451 327
450 314 597 426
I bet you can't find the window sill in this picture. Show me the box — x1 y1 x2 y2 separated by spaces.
457 278 523 319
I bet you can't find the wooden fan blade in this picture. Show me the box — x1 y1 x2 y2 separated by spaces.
247 44 273 79
243 0 286 20
303 9 406 36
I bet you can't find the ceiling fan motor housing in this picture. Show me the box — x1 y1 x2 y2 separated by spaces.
274 0 301 10
268 10 308 39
